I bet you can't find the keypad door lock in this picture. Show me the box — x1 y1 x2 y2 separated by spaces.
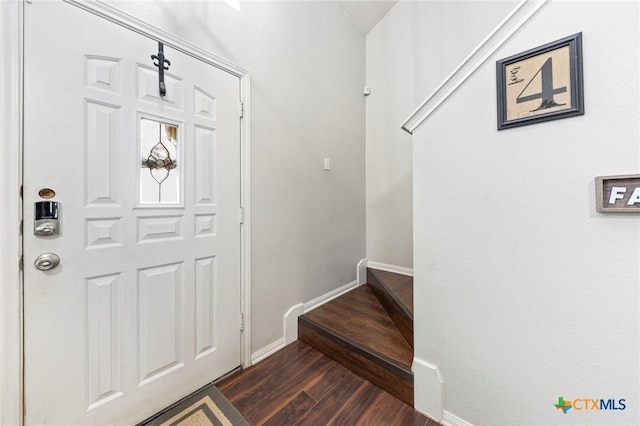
34 201 59 236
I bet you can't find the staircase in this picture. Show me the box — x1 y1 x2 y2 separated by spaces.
298 268 414 406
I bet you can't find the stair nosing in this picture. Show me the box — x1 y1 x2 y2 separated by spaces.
298 315 413 381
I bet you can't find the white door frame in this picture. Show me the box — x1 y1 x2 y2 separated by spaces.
0 0 23 424
0 2 252 425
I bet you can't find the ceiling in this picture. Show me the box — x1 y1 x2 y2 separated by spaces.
335 1 398 34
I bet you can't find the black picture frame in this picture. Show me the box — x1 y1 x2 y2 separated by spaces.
496 33 584 130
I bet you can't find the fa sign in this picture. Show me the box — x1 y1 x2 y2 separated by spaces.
596 175 640 212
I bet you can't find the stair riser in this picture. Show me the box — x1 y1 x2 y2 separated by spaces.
367 269 414 348
299 316 414 406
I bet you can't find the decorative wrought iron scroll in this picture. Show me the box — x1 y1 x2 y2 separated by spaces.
151 42 171 97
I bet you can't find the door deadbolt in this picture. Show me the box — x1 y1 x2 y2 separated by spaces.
34 253 60 271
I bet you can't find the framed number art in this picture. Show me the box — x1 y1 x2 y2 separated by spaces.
496 33 584 130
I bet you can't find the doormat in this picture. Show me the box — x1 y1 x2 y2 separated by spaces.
138 384 250 426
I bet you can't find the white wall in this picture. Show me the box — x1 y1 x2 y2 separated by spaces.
365 0 516 268
412 1 639 424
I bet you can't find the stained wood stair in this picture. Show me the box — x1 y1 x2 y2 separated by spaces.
298 268 414 406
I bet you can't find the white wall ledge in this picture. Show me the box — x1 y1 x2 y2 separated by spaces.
400 0 548 135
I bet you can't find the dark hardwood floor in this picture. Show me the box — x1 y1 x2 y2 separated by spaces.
216 340 438 425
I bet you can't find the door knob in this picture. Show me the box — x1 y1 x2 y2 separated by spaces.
34 253 60 271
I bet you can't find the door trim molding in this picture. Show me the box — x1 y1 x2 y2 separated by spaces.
63 0 253 369
0 1 23 425
240 78 252 368
65 0 249 77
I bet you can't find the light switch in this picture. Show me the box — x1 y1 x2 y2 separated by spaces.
323 157 330 171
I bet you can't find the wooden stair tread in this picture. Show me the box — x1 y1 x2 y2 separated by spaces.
367 268 414 348
369 268 413 316
299 273 416 406
300 285 413 369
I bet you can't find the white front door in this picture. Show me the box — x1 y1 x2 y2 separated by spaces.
23 2 242 424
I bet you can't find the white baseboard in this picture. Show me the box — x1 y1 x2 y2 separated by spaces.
413 357 444 422
253 279 359 366
251 337 286 364
367 260 413 277
303 279 359 313
357 258 368 285
443 411 474 426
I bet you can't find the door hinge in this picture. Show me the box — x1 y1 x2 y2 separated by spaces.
19 255 23 270
239 101 244 118
239 207 244 224
19 220 23 236
240 313 245 332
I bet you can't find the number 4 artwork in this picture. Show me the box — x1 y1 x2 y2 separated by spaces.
496 33 584 130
